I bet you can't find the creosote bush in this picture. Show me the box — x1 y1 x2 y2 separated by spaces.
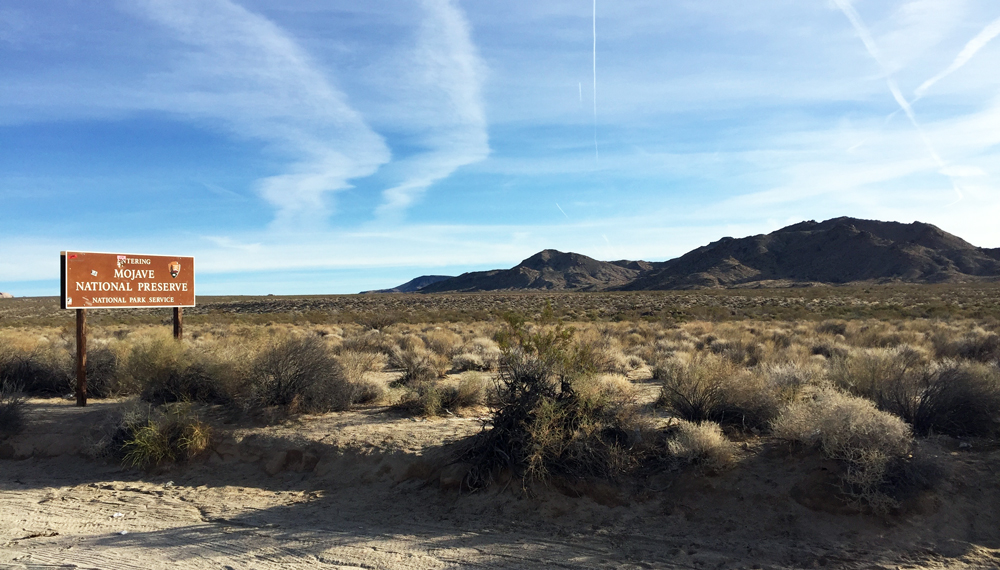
460 314 647 489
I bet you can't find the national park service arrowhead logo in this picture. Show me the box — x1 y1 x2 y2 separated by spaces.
168 261 181 279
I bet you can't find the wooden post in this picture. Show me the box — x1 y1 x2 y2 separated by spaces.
76 308 87 407
173 307 183 340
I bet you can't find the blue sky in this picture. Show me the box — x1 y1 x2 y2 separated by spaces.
3 0 1000 295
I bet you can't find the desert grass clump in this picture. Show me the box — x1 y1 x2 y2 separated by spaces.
0 381 27 437
119 404 212 469
460 315 647 489
396 372 488 417
452 336 502 372
772 387 913 513
335 350 388 404
666 419 738 471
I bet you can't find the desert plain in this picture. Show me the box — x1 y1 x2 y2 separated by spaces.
1 287 999 569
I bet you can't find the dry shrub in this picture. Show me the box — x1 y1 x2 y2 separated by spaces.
707 337 765 367
773 387 913 513
336 350 388 404
390 345 448 385
244 335 358 413
452 337 501 371
874 360 1000 438
0 381 26 437
84 342 138 398
816 320 848 336
127 333 228 405
0 342 71 395
828 345 926 398
932 329 1000 363
421 328 463 357
666 419 738 471
338 329 395 355
654 353 787 432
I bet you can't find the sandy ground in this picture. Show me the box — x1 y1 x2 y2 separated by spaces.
3 398 1000 570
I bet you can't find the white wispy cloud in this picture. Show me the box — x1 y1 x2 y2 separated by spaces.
831 0 962 201
915 15 1000 98
132 0 390 227
376 0 489 217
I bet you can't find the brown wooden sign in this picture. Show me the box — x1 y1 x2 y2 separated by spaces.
61 251 195 309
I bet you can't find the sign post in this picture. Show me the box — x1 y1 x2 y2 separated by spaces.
61 251 196 406
76 308 87 406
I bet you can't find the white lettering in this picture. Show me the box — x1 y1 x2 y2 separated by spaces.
114 268 154 280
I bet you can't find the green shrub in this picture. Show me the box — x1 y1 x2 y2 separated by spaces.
460 316 646 489
97 401 212 469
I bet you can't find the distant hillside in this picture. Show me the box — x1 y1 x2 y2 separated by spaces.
418 250 652 293
371 217 1000 294
621 217 1000 290
362 275 453 294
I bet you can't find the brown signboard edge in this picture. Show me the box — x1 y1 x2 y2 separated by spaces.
61 250 197 309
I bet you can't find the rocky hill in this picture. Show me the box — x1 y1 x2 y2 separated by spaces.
368 218 1000 293
418 249 651 293
622 217 1000 290
362 275 453 294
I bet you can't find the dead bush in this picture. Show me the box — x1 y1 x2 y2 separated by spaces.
0 381 26 437
773 387 913 513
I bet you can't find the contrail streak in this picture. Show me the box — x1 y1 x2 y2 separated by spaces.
556 203 570 219
831 0 961 202
592 0 598 161
915 16 1000 99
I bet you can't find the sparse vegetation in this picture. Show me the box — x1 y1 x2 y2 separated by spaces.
2 287 1000 501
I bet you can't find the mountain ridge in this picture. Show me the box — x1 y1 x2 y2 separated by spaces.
363 218 1000 293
